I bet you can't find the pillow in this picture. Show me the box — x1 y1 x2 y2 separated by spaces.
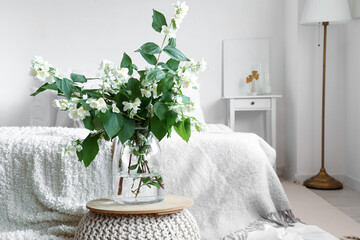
182 88 206 124
29 87 58 126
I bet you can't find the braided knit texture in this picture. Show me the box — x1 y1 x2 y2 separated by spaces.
74 209 200 240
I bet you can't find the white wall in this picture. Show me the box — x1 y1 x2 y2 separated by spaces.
345 18 360 190
0 0 287 168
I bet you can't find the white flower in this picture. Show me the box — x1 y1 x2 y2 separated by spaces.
82 94 88 100
97 98 107 113
122 98 141 118
53 99 69 110
68 106 90 121
196 121 206 131
122 101 133 112
112 67 129 83
75 145 82 151
70 97 80 104
29 67 37 78
199 58 207 72
86 98 99 109
112 103 120 113
71 141 82 151
99 59 114 71
178 69 197 88
176 96 183 104
173 1 189 27
53 99 60 108
36 70 50 82
133 98 141 110
161 25 177 38
141 89 152 98
54 69 66 79
31 56 44 66
151 84 158 98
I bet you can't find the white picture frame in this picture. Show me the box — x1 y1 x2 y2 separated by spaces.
222 39 270 97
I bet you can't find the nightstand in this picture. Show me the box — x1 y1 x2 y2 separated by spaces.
224 95 282 149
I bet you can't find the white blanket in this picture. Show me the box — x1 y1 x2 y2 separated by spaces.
0 126 335 240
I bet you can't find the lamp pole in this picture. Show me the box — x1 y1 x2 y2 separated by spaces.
303 22 343 190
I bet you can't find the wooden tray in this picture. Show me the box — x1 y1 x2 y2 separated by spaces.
86 195 193 215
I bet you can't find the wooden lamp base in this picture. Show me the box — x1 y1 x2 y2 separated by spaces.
304 168 343 190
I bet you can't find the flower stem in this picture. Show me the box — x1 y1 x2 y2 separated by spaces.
155 22 173 67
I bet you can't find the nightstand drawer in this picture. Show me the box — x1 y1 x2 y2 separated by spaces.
233 99 271 109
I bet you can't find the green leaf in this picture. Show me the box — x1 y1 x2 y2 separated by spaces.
168 38 176 48
129 164 138 170
70 73 87 83
118 117 136 144
157 76 174 94
83 116 95 130
120 53 134 75
179 95 190 104
152 10 167 33
92 115 104 130
166 59 180 71
154 102 168 120
100 111 124 138
142 177 150 183
30 83 58 96
150 116 168 141
161 91 173 103
82 134 100 167
81 89 102 98
148 181 162 189
76 150 83 162
165 110 177 130
145 68 166 82
163 45 189 61
127 78 141 98
140 52 157 65
56 78 73 100
174 118 191 142
120 52 132 68
139 42 161 55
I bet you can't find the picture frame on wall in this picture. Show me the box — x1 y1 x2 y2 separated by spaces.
222 39 270 97
351 0 360 19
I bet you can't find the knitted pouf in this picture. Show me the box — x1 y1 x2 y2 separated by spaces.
74 209 200 240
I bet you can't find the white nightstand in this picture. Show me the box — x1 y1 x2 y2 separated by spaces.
224 95 282 149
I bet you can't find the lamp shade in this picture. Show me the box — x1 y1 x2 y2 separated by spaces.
300 0 352 25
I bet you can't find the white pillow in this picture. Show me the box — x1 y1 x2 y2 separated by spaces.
182 88 206 124
29 90 58 126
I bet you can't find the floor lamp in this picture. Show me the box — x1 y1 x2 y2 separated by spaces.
300 0 351 190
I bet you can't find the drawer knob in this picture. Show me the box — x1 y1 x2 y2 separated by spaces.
251 101 255 105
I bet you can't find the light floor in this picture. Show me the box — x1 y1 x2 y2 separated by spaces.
311 186 360 224
282 181 360 238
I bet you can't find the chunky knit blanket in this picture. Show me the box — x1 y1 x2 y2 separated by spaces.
0 126 334 240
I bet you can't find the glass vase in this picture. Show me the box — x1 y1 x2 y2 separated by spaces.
112 127 164 205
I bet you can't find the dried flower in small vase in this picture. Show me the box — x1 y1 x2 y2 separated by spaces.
246 70 259 95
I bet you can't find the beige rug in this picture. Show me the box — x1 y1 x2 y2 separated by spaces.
282 181 360 239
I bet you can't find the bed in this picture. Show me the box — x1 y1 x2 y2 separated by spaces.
0 91 337 240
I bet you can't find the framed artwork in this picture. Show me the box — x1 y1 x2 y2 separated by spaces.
222 39 270 97
354 0 360 19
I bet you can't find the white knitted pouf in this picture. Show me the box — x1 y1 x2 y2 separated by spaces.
74 209 200 240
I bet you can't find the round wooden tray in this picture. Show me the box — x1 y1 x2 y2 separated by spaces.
86 195 193 215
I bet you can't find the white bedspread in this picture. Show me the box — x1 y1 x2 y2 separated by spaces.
0 126 336 240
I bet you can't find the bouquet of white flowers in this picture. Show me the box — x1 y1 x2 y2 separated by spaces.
29 1 205 202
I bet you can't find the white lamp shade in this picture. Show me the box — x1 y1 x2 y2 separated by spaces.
300 0 352 25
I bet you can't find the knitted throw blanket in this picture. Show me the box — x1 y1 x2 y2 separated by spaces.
0 126 297 239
